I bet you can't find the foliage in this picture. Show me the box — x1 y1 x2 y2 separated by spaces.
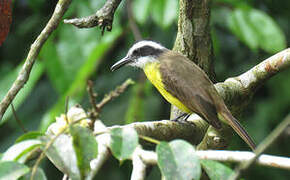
201 160 233 180
228 6 286 53
0 161 30 180
157 140 201 180
0 127 233 180
110 127 138 161
0 0 289 179
70 125 98 178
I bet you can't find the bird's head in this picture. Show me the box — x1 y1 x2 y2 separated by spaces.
110 40 168 71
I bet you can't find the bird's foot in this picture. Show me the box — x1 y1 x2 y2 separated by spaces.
171 113 190 122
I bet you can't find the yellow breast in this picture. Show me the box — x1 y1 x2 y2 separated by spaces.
143 62 191 114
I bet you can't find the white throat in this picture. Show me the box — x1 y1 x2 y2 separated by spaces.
130 56 157 69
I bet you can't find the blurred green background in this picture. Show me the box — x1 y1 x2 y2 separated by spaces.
0 0 289 179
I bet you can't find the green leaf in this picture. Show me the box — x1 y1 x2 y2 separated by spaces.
0 61 44 124
44 134 81 180
151 0 165 27
28 0 46 12
39 27 123 132
110 128 138 161
151 0 178 29
156 140 201 180
163 0 179 28
40 38 70 94
201 160 233 180
1 140 42 163
228 7 259 51
0 161 30 180
20 168 47 180
228 7 286 53
133 0 152 25
70 125 98 178
15 131 44 143
247 9 286 53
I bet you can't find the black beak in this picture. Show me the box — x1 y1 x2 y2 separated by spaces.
110 56 133 71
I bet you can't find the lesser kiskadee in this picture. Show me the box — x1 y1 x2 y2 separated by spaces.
111 40 256 150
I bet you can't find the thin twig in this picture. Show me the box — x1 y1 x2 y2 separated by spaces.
86 80 99 128
139 135 160 145
64 0 122 34
87 80 98 114
229 114 290 180
11 103 27 133
65 96 69 115
0 0 72 121
64 96 70 124
96 79 134 111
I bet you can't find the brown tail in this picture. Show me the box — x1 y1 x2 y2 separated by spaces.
219 110 256 151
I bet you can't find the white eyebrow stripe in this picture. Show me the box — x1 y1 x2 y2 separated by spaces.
128 41 165 55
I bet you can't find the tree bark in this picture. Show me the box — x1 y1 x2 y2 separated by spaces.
171 0 215 118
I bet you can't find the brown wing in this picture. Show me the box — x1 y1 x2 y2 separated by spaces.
158 51 257 149
159 51 222 129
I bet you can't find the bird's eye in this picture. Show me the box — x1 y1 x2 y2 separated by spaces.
132 49 139 56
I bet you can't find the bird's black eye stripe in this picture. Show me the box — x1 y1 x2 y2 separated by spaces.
132 46 164 57
132 49 140 55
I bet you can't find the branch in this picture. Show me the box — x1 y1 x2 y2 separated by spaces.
198 48 290 150
96 79 134 111
87 80 99 120
230 114 290 179
89 120 111 178
216 48 290 112
90 116 290 180
92 124 290 180
64 0 122 34
136 149 290 170
89 133 111 178
107 115 208 145
171 0 290 151
0 0 72 121
131 147 146 180
199 150 290 170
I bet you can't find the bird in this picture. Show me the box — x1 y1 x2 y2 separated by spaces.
110 40 256 150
